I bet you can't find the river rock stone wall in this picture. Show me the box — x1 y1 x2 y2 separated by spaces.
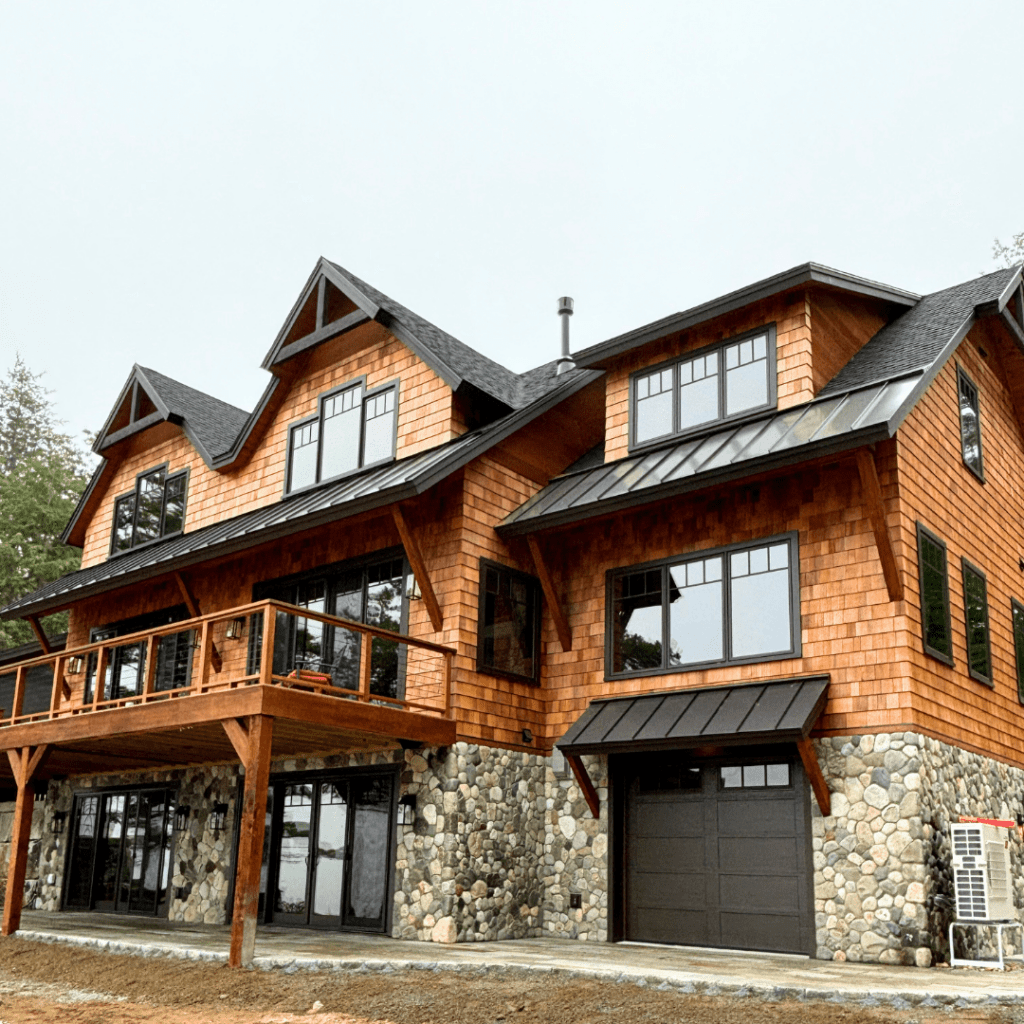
814 732 1024 967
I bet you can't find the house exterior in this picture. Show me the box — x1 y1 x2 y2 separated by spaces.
2 257 1024 968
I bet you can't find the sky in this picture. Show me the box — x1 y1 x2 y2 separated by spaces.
2 1 1023 445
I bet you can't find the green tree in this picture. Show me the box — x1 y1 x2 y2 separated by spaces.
993 233 1024 268
0 355 91 650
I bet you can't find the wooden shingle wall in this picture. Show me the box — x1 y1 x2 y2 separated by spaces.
537 449 912 747
80 323 459 568
894 325 1024 766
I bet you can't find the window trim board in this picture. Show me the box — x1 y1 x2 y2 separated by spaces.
604 530 801 681
627 323 778 454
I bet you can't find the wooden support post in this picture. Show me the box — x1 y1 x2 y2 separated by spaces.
259 606 276 686
797 737 831 817
11 667 25 723
49 658 64 717
228 715 273 968
196 620 212 692
2 745 50 936
526 535 572 652
92 646 108 710
564 753 600 819
855 449 904 603
391 505 443 631
142 636 159 698
442 650 453 719
25 617 51 655
358 630 372 701
174 571 222 672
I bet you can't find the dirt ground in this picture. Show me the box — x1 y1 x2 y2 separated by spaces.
0 938 1009 1024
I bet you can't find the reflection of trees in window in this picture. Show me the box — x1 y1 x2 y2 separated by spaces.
111 466 187 553
958 368 983 478
1013 601 1024 705
917 526 952 663
478 561 540 681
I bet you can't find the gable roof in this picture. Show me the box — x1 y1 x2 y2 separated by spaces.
8 367 601 620
571 263 921 369
500 266 1024 536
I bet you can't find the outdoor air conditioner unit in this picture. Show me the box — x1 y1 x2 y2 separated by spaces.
950 822 1015 921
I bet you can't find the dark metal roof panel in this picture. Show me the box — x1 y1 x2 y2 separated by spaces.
556 677 830 755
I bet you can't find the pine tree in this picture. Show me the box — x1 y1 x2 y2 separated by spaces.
0 355 91 650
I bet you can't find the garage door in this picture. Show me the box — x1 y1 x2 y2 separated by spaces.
623 752 813 954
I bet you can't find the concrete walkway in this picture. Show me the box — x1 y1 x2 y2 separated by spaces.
11 911 1024 1009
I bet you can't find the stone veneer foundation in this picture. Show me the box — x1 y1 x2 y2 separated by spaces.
12 733 1020 966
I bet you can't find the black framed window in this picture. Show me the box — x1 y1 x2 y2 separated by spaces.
287 379 398 494
961 559 992 686
249 551 412 699
1012 600 1024 705
631 325 776 448
720 763 791 788
957 366 984 480
916 524 953 665
110 465 188 555
477 559 541 683
608 533 799 679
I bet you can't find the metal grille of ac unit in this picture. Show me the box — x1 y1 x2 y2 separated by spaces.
950 823 1016 922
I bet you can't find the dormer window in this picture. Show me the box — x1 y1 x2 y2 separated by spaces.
631 326 776 448
110 465 187 554
286 378 398 494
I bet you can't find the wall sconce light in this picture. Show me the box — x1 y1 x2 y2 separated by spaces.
209 802 229 834
521 728 534 745
175 806 191 832
408 578 423 601
51 811 67 835
397 794 417 826
224 618 246 640
66 656 85 675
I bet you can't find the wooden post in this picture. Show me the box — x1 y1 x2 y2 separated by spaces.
797 737 831 817
196 620 212 693
49 657 64 717
2 745 50 935
358 629 372 701
228 715 273 968
259 606 275 686
11 667 25 723
442 650 453 719
564 753 600 818
391 505 443 631
25 616 51 655
143 635 159 698
855 448 904 603
92 646 108 710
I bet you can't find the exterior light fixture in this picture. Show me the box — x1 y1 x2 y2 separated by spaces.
397 794 417 826
521 728 534 744
51 811 67 835
175 805 191 832
209 802 229 834
224 618 246 640
66 656 85 675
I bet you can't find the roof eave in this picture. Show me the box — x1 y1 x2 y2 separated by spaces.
574 263 920 369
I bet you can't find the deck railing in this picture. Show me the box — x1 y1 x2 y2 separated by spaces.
0 600 455 727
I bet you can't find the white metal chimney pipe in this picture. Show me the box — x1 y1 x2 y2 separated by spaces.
556 296 574 375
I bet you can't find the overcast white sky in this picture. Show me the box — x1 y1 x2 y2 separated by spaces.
2 1 1022 444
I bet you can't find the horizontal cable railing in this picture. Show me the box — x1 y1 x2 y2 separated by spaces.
0 600 455 727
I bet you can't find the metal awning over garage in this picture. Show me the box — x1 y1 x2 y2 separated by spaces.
557 677 831 817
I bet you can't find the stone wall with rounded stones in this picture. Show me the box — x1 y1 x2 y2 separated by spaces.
916 735 1024 963
34 765 239 920
814 732 1024 967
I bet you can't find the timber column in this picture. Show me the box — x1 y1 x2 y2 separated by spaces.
1 745 49 936
224 715 273 968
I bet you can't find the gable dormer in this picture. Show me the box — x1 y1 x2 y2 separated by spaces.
572 264 918 462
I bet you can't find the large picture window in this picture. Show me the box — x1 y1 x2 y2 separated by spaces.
957 366 984 480
631 326 776 448
916 524 953 665
607 534 799 678
477 559 541 682
110 465 187 554
249 551 411 699
961 559 992 686
287 379 398 494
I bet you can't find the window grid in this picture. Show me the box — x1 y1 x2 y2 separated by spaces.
110 465 188 555
608 534 798 679
630 326 775 450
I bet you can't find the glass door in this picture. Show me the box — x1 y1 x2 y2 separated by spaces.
266 772 393 932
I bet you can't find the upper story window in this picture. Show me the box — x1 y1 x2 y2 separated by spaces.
607 533 799 679
287 378 398 494
477 559 541 683
957 366 984 480
916 523 952 665
111 465 187 554
961 558 992 686
1012 600 1024 706
631 326 776 448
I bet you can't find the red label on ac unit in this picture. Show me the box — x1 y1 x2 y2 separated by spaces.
958 815 1015 828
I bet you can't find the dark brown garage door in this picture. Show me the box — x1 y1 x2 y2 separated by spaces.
622 752 813 954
